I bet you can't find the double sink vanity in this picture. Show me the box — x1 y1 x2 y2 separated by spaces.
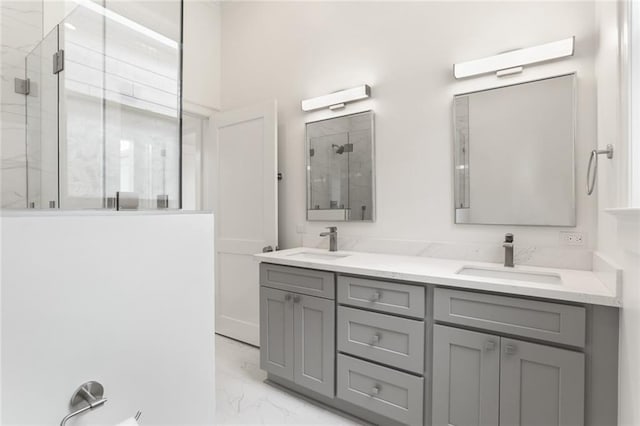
255 246 620 426
263 71 620 425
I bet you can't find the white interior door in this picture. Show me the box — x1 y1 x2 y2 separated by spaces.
213 100 278 346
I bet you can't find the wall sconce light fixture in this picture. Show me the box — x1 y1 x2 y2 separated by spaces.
301 85 371 112
454 37 575 79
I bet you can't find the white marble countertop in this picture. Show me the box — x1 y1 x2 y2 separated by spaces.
255 247 621 307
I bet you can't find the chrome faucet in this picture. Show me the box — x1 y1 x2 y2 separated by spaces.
503 233 514 267
320 227 338 252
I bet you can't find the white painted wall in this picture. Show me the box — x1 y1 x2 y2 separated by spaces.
593 2 640 425
1 212 215 425
183 0 221 112
220 1 598 252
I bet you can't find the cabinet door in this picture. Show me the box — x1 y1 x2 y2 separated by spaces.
500 338 584 426
293 293 335 397
432 325 500 426
260 286 294 381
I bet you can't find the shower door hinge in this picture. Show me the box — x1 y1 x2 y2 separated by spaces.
14 78 30 95
53 49 64 74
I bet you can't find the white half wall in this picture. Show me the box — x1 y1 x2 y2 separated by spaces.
1 212 215 425
220 1 598 252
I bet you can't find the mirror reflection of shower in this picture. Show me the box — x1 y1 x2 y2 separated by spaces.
19 0 182 210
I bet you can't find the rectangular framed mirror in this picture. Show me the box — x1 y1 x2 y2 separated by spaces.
306 111 375 221
453 74 576 226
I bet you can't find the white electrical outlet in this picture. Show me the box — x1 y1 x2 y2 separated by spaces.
559 231 586 246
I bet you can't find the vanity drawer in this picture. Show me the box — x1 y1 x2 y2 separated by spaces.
338 306 424 374
260 263 335 299
337 275 425 319
337 354 423 426
434 288 586 347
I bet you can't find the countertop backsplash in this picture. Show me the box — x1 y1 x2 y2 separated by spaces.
302 234 593 271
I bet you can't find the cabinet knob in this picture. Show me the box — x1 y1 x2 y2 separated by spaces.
371 333 381 345
370 291 381 302
371 385 381 396
284 293 292 302
293 295 301 303
504 343 517 355
484 340 496 351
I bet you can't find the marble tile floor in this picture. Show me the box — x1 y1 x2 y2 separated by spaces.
215 334 364 425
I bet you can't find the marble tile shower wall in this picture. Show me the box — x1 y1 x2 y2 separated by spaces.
1 1 43 208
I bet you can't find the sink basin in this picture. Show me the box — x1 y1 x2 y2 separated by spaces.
286 251 351 261
456 266 562 285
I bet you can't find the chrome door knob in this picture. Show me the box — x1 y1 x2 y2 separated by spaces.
504 343 517 355
484 340 496 351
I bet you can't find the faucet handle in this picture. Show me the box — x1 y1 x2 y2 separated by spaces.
326 226 337 233
505 233 514 243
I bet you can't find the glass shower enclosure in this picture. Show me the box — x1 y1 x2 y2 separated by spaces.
25 1 182 209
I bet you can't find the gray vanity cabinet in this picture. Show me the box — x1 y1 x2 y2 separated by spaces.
500 338 584 426
260 286 294 381
260 264 335 398
432 325 500 426
432 325 585 426
293 293 335 397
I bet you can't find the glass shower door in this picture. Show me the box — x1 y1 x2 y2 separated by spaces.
26 26 59 209
102 1 181 209
58 6 105 209
24 1 182 210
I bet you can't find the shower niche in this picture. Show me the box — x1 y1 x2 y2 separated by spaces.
306 111 375 221
23 2 182 210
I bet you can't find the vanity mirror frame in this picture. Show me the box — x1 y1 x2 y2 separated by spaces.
305 110 376 222
452 73 577 227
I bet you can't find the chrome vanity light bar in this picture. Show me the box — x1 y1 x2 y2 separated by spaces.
301 85 371 111
454 37 575 79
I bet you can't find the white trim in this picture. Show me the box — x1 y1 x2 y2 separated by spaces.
628 0 640 206
604 207 640 218
183 100 219 117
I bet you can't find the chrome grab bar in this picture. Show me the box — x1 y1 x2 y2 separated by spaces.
586 144 613 195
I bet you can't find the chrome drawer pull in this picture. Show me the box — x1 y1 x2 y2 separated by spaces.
371 333 381 345
370 291 381 302
484 340 496 351
371 385 381 396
